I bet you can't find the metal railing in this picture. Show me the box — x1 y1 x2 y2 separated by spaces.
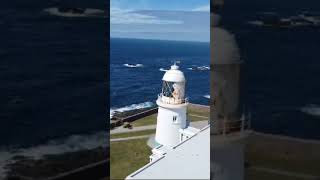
212 117 250 136
158 93 188 105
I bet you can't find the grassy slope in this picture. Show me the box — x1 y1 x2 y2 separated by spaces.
131 114 157 127
246 169 305 180
110 105 209 179
131 106 209 127
246 134 320 176
110 138 151 180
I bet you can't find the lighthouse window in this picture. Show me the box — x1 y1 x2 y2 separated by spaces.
173 116 177 122
162 81 175 97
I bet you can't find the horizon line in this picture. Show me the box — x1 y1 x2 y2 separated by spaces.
110 37 210 43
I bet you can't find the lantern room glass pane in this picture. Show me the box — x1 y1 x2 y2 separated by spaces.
162 81 175 97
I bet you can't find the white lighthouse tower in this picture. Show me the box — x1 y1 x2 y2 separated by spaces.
211 2 250 179
155 62 189 147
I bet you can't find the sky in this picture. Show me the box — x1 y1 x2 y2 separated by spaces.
110 0 210 42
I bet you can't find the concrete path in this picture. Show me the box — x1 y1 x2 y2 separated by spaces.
189 114 209 119
110 125 156 134
110 120 209 135
110 135 152 142
250 166 319 179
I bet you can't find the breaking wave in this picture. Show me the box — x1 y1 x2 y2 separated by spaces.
123 64 143 68
43 7 106 18
301 104 320 117
247 20 264 26
203 95 210 99
110 101 155 119
159 68 168 72
187 66 210 71
0 131 107 178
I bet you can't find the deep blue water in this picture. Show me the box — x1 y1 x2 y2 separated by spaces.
0 0 107 147
1 0 319 149
110 38 210 110
221 0 320 139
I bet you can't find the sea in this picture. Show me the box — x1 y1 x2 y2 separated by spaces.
1 0 320 177
0 1 210 175
221 0 320 139
0 0 108 177
110 38 210 118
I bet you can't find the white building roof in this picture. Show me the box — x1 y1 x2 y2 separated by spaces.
179 126 200 136
162 64 186 82
126 125 210 179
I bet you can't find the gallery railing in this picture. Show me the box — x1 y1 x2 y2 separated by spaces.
212 117 250 136
158 93 188 105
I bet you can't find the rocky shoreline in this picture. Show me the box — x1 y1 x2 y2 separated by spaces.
111 107 155 120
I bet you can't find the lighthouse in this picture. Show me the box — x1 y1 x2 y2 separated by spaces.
155 63 189 147
126 64 210 179
211 3 250 179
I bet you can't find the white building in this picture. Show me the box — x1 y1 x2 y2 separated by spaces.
154 63 192 147
127 125 210 179
210 10 250 180
126 10 250 180
126 63 210 179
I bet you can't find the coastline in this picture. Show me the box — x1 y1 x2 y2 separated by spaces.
3 103 320 179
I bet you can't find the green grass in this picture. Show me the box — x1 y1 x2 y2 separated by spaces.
187 106 209 122
187 107 209 117
110 129 156 139
246 152 320 176
110 138 151 180
187 114 209 122
246 169 305 180
131 114 157 127
131 106 209 126
246 135 320 176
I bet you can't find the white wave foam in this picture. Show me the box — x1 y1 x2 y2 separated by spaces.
110 101 155 119
187 66 210 71
301 104 320 117
247 20 264 26
0 151 11 178
123 64 143 68
203 95 210 99
159 68 168 72
43 7 105 18
0 131 107 178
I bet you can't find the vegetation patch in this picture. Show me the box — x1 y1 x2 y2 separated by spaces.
246 134 320 176
246 168 305 180
131 114 157 127
110 138 150 179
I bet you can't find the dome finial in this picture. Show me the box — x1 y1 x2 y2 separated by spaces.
171 60 180 70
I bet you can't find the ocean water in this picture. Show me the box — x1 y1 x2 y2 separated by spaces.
0 0 108 176
221 0 320 139
110 38 210 114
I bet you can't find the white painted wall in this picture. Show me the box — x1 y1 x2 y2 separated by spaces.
155 105 187 147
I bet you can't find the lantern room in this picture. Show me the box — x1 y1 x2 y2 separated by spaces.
159 63 187 105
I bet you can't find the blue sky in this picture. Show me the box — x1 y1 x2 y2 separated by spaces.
111 0 210 11
110 0 210 42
